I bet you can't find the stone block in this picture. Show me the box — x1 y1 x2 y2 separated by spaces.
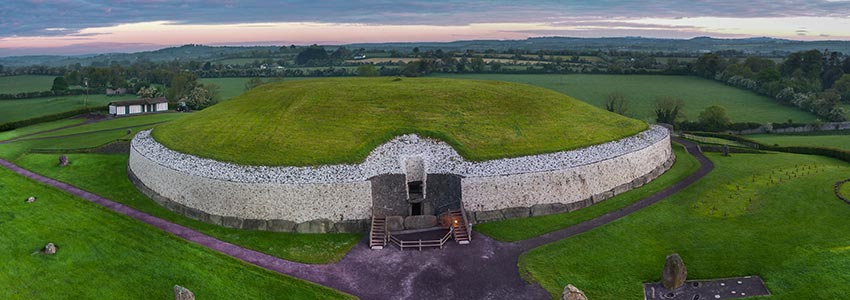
385 216 405 231
531 203 568 216
333 219 366 233
474 210 505 223
501 207 530 219
207 214 222 226
242 219 268 231
296 219 333 233
404 215 437 230
268 219 296 232
613 183 631 195
220 216 244 229
592 191 614 204
631 177 646 189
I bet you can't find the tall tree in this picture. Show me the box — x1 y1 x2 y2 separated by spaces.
295 45 329 65
603 92 629 116
51 76 69 91
654 96 684 125
698 105 731 131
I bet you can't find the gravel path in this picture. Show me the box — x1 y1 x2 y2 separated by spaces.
0 137 712 300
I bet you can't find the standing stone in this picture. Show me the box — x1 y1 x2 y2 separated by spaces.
43 243 57 255
26 196 36 203
562 284 588 300
722 144 730 157
662 253 688 290
173 285 194 300
58 155 69 167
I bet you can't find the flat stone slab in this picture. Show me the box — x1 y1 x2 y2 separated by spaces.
644 276 770 300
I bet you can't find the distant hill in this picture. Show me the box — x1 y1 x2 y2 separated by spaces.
347 36 850 54
2 37 850 68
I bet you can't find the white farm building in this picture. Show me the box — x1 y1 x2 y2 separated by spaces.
109 98 169 116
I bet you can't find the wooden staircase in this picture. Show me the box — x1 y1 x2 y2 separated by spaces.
449 209 471 245
369 215 388 250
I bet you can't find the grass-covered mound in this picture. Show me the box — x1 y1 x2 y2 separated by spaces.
153 77 647 166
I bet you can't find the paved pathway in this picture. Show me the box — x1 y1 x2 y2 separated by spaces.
0 138 712 300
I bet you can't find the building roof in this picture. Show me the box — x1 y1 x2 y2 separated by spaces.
109 97 168 106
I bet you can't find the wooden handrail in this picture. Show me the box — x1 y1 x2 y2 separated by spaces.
389 227 454 250
459 207 472 242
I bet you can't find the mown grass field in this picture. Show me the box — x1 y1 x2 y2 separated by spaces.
0 94 135 123
521 152 850 299
0 118 86 141
475 143 699 242
199 77 310 101
435 74 817 124
749 131 850 151
155 77 647 166
0 75 57 94
0 114 361 264
0 167 350 299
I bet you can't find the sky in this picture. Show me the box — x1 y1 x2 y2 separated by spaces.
2 0 850 56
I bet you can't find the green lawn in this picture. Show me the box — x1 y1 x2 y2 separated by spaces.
520 152 850 299
0 94 135 123
475 143 699 242
435 74 817 124
0 118 86 141
749 132 850 151
20 113 185 139
199 77 310 101
0 167 351 299
0 116 361 264
155 77 647 166
0 75 57 94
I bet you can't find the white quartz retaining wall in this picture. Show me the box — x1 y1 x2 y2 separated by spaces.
128 126 671 232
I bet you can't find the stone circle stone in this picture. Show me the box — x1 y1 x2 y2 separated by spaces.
26 196 36 203
173 285 194 300
43 243 57 255
562 284 588 300
403 215 437 230
662 253 688 290
58 155 69 167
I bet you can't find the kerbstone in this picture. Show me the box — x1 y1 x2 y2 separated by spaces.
501 207 530 219
296 219 333 233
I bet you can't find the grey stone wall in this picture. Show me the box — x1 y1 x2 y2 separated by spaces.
464 135 674 223
128 126 671 232
129 146 373 233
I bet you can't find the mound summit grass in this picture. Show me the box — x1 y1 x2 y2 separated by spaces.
154 77 646 166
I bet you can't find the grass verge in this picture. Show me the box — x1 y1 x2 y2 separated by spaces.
519 152 850 299
0 167 352 299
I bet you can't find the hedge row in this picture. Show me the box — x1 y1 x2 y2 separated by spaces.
0 88 97 100
677 121 762 132
0 107 107 132
685 131 850 163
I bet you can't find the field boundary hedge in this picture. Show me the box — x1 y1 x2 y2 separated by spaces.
0 107 107 132
685 131 850 163
0 88 98 100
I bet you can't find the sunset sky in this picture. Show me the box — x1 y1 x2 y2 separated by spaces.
2 0 850 56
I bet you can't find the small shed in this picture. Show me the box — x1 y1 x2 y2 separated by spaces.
109 98 168 116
